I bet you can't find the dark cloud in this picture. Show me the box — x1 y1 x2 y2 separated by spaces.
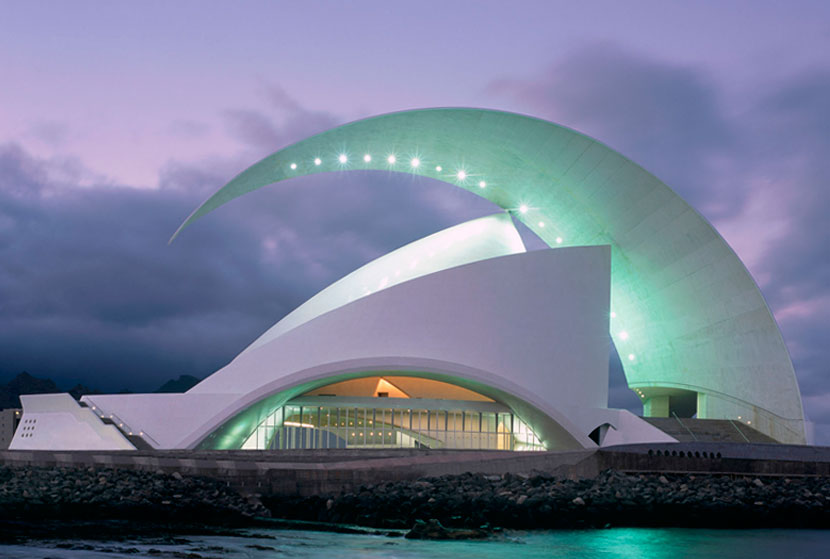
27 121 70 148
745 70 830 442
751 71 830 305
167 120 210 140
0 113 494 392
489 44 738 219
223 85 340 158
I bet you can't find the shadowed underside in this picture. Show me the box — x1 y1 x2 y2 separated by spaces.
173 108 805 443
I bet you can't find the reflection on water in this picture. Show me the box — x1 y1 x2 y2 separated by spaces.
1 528 828 559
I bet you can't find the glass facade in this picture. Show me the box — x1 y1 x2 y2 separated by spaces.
241 402 545 451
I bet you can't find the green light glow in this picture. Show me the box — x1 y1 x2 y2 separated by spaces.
174 108 805 444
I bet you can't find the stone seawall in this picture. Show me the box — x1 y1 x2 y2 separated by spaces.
2 443 830 497
2 444 830 537
267 469 830 529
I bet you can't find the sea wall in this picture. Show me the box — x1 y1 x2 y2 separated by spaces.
267 469 830 529
0 465 267 526
2 444 830 497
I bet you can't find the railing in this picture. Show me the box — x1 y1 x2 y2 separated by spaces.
671 412 698 441
89 406 160 448
729 419 751 443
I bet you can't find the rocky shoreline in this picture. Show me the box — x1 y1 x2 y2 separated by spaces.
265 469 830 530
0 465 269 542
2 465 830 542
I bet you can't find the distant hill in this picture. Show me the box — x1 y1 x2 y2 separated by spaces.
154 374 201 393
0 372 59 408
0 372 202 409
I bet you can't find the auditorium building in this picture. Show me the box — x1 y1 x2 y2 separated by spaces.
10 108 807 452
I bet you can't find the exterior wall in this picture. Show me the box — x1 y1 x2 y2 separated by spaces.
0 408 21 449
81 393 239 449
644 396 670 417
243 213 525 354
186 246 612 451
10 394 134 451
173 108 805 443
9 246 614 452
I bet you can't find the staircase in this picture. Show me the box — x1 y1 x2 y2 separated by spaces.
644 417 778 443
79 400 154 450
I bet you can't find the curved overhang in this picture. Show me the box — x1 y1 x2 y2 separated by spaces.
242 212 525 355
174 107 805 443
187 246 612 450
187 358 595 451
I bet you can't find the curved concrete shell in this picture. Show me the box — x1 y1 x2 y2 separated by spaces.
172 108 805 443
187 245 612 450
242 212 525 355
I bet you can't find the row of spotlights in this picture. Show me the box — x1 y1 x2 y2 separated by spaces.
289 155 478 184
288 154 565 245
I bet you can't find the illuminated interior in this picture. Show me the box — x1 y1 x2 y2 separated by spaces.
240 376 545 451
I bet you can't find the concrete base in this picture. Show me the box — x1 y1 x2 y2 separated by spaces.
3 444 830 497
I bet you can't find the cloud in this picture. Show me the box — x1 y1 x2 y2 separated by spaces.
167 120 210 140
0 98 493 391
223 84 340 158
27 121 70 148
488 44 737 219
716 71 830 445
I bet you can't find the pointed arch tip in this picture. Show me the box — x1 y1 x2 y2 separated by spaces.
169 207 202 244
168 225 184 245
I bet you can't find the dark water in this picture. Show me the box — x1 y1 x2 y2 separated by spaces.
1 528 829 558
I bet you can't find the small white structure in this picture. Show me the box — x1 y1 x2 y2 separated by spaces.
11 214 676 451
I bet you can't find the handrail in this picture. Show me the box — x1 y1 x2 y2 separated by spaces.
95 409 160 447
671 412 698 441
729 419 751 443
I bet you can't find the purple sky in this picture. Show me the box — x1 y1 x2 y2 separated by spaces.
1 2 829 442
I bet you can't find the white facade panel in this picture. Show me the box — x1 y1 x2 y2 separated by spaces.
10 393 133 451
243 213 525 354
186 246 612 450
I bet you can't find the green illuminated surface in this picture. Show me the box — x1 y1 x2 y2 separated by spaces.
176 108 805 443
197 370 570 451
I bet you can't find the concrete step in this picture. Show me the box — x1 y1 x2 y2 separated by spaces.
644 418 779 444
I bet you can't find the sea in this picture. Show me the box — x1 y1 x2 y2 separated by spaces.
1 528 829 559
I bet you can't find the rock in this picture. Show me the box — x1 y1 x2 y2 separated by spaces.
572 497 585 506
517 495 528 505
405 519 489 540
171 472 184 481
658 476 669 484
753 478 764 488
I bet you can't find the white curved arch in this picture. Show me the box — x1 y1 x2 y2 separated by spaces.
171 108 805 443
243 212 525 354
186 246 612 450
